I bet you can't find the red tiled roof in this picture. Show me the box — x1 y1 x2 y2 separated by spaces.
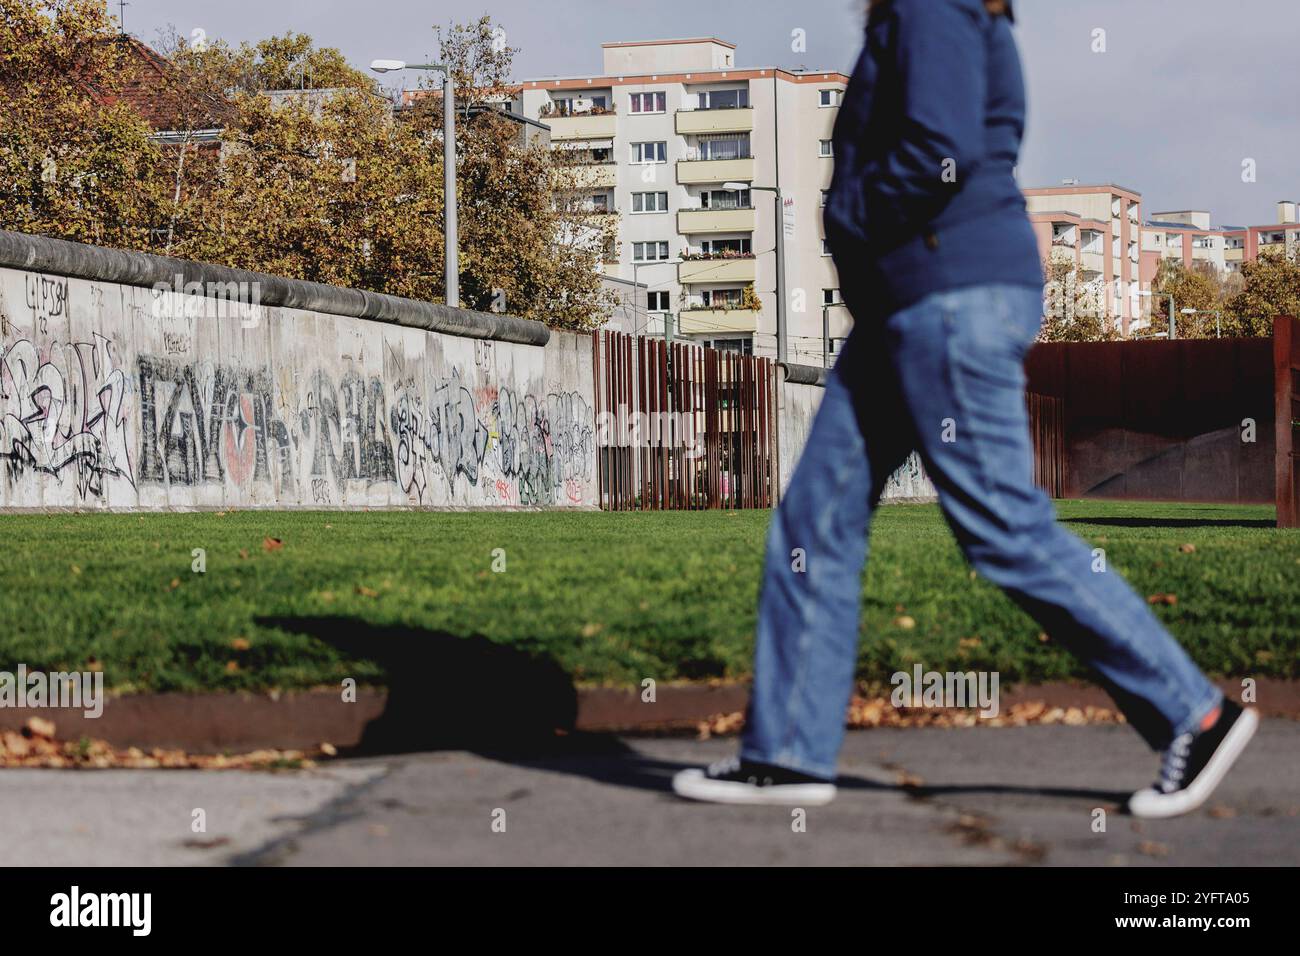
83 35 234 132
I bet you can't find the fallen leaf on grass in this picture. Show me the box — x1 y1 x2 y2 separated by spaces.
262 537 284 552
355 585 380 598
230 637 251 651
893 615 916 630
1146 593 1178 606
1178 543 1197 554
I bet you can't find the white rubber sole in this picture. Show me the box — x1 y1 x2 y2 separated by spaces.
671 768 837 806
1128 707 1259 819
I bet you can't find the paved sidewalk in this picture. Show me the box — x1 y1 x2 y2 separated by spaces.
5 723 1295 866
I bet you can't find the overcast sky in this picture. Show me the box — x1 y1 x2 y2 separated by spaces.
121 0 1298 226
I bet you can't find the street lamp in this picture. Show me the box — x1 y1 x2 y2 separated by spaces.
725 180 786 363
1181 307 1222 338
370 58 459 308
1136 289 1176 339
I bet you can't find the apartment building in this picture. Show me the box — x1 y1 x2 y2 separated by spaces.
1139 210 1228 286
1137 201 1300 283
514 38 848 362
1025 183 1144 334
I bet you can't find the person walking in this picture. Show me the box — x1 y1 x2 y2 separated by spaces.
672 0 1257 819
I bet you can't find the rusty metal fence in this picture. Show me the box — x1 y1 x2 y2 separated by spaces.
1276 315 1299 528
592 330 777 510
594 329 1066 510
1026 391 1067 498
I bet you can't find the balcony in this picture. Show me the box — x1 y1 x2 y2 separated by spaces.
1080 250 1105 274
678 256 757 283
555 162 617 189
677 156 755 185
677 206 756 234
677 308 759 335
675 107 754 135
546 112 617 141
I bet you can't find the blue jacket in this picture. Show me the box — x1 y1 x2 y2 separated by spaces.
824 0 1042 316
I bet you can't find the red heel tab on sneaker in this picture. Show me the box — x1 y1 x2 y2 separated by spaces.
1200 706 1222 731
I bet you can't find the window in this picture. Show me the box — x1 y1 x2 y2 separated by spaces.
630 91 666 113
822 288 841 306
700 238 751 255
633 241 671 262
695 134 749 160
631 191 669 213
697 88 748 110
704 337 753 355
819 139 834 157
646 291 670 312
818 89 841 108
631 141 667 164
552 94 608 116
820 189 829 207
701 288 745 308
701 188 750 209
821 238 831 256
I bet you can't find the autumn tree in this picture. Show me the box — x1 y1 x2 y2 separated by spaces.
1151 258 1220 338
403 16 616 329
0 0 164 247
1223 250 1300 337
1039 256 1119 342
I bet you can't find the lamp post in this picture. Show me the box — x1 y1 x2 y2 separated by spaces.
1137 289 1176 339
726 180 785 363
1181 307 1222 338
370 59 458 308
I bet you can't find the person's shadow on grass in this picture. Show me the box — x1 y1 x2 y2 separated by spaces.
257 615 1132 806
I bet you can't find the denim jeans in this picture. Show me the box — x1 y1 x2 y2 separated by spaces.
740 283 1221 780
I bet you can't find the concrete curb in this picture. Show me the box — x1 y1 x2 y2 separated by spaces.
1 679 1294 755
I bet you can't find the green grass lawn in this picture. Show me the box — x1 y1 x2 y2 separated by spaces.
0 501 1294 695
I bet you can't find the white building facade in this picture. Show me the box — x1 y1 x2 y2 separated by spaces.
515 38 848 363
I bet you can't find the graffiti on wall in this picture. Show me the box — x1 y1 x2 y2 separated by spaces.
137 356 294 492
1 267 597 508
881 451 936 501
0 335 135 499
299 369 397 492
389 369 595 507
